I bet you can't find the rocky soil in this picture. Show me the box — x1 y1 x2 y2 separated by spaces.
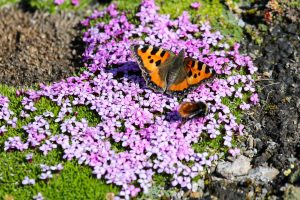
199 1 300 199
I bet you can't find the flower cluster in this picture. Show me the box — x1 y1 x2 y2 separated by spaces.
3 0 258 199
190 2 201 9
0 94 17 135
22 176 35 185
33 193 44 200
54 0 79 6
39 163 64 180
26 153 34 162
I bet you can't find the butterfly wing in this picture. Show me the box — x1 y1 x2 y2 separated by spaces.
184 58 215 87
167 58 214 95
131 45 175 92
166 66 190 94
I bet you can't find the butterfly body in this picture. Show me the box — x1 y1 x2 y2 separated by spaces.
131 45 214 95
163 49 185 91
178 101 208 119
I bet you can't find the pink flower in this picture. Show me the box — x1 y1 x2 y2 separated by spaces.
71 0 80 6
33 193 44 200
54 0 64 5
250 93 259 105
22 176 35 185
229 148 240 157
240 102 250 110
190 2 201 9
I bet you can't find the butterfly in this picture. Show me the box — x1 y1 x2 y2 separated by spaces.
131 45 215 95
178 101 208 119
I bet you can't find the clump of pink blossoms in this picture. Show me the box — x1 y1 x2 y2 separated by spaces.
2 0 258 199
54 0 79 6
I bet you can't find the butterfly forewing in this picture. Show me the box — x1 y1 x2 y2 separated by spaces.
131 45 175 90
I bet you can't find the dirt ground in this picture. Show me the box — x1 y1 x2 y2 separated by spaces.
0 2 299 200
0 6 83 86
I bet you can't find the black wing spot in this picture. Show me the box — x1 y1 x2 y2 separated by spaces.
148 56 151 59
160 50 166 57
155 60 161 66
194 74 197 78
191 60 195 68
205 66 210 74
188 71 193 77
151 47 160 55
141 46 148 53
198 64 203 71
198 72 201 76
149 59 154 63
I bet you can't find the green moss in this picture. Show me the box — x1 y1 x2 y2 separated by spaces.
0 85 119 199
245 25 264 45
116 0 141 11
153 173 172 187
0 0 20 7
264 104 278 115
34 97 60 117
0 150 119 199
28 0 94 13
157 0 243 42
281 0 300 8
192 134 226 154
110 139 127 153
73 105 102 126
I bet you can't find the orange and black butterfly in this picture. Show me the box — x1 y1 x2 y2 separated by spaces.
178 101 208 119
131 45 215 95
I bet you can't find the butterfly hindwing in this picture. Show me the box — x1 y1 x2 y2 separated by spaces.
167 57 214 95
183 58 215 86
131 45 175 90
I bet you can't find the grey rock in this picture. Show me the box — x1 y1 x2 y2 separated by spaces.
247 167 279 183
216 155 252 179
243 149 257 158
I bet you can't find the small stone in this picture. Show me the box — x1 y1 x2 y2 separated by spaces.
264 44 277 54
263 71 272 78
190 191 203 199
270 25 282 36
105 193 114 200
216 155 252 179
262 188 268 195
246 191 254 199
255 186 262 193
243 150 256 158
247 166 279 182
284 169 292 176
247 135 254 149
255 138 264 151
283 185 300 200
197 179 205 190
254 123 262 131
